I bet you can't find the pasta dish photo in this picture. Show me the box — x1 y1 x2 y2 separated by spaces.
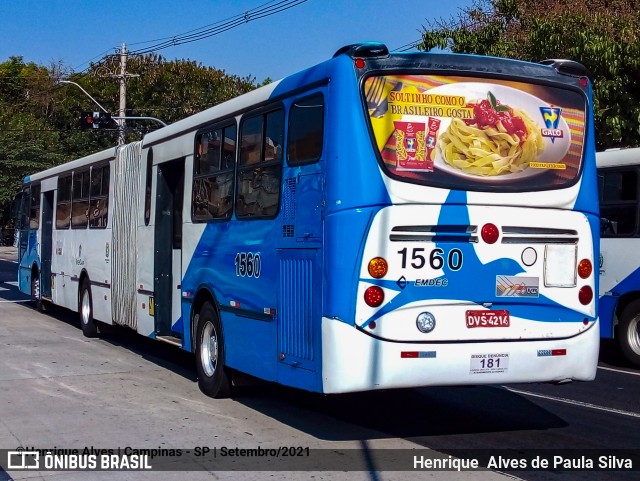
438 91 544 176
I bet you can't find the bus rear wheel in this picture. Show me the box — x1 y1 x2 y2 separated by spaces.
618 301 640 368
195 302 231 398
79 279 98 338
30 268 44 312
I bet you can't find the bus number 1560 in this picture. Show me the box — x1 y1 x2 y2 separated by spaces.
235 252 262 278
397 247 463 271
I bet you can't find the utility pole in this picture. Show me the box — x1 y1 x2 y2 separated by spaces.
74 43 166 140
111 43 138 145
118 43 127 145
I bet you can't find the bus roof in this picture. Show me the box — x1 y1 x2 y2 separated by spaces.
141 79 282 149
596 147 640 169
25 146 117 184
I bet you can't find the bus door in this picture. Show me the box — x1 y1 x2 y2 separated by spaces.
154 159 185 340
19 190 31 258
16 186 34 294
277 170 324 381
40 191 54 298
12 191 27 262
276 89 325 381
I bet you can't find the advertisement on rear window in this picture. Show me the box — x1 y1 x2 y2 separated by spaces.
364 75 586 190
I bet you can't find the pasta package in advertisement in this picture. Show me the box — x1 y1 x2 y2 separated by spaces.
364 75 586 190
393 121 428 170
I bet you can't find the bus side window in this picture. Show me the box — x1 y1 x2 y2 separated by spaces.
599 169 638 236
144 149 153 226
89 165 110 229
237 108 284 219
192 124 236 222
71 170 90 229
29 184 41 229
287 92 324 165
56 175 72 229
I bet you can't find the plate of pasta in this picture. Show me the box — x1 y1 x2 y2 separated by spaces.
415 83 571 181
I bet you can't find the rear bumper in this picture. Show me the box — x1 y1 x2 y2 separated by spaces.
321 317 599 394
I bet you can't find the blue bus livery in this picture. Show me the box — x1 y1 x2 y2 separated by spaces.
14 43 600 397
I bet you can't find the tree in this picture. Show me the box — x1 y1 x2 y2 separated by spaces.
0 58 65 224
72 54 258 138
0 54 261 225
419 0 640 149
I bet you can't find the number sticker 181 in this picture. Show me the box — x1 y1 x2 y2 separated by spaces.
470 353 509 374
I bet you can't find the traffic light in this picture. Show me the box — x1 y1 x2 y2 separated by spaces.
79 111 114 129
80 111 95 129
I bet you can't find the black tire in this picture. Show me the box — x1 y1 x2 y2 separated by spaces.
195 302 231 398
30 268 44 312
618 301 640 368
79 279 98 338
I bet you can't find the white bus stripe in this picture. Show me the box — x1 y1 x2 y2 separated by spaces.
504 387 640 418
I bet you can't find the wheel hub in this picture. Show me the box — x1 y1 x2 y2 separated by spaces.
201 322 218 377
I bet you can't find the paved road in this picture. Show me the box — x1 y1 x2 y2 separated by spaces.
0 248 638 480
0 249 511 481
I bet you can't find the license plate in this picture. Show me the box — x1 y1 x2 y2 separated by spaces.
470 353 509 374
465 309 510 328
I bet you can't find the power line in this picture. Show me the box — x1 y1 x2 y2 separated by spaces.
392 38 423 52
126 0 281 49
2 0 310 109
1 0 310 136
126 0 308 56
73 48 118 74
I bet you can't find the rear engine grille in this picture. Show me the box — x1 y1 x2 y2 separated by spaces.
501 226 578 244
390 225 478 243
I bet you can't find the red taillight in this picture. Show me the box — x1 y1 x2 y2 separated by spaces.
481 223 499 244
355 58 365 69
578 286 593 305
578 259 592 278
364 286 384 307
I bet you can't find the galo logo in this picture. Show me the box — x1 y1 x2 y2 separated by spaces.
539 107 563 142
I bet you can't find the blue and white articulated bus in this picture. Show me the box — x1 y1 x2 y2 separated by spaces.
14 43 600 398
597 147 640 367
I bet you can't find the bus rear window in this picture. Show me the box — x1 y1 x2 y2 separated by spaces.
363 74 587 192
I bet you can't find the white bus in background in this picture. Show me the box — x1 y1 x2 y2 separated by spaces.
597 147 640 367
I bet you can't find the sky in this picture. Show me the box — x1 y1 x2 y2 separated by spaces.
0 0 472 83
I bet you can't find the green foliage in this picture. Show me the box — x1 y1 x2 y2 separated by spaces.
0 54 260 224
419 0 640 149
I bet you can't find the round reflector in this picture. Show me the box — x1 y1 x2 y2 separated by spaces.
578 286 593 305
416 312 436 333
355 58 365 69
578 259 592 279
364 286 384 307
368 257 388 279
481 223 500 244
